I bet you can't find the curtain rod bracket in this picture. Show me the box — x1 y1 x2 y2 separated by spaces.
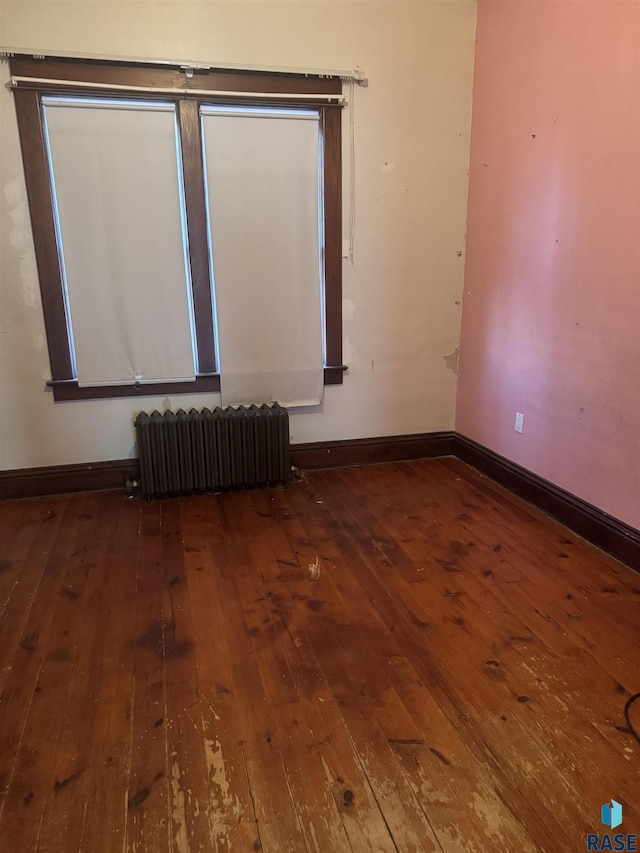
341 72 368 87
180 63 211 77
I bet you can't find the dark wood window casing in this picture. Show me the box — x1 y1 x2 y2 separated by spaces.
9 55 345 401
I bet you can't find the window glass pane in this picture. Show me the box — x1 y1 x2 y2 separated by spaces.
42 97 196 386
201 106 324 407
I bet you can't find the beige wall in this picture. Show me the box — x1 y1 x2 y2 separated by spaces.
0 0 476 469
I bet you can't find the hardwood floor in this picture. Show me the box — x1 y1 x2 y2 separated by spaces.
0 457 638 852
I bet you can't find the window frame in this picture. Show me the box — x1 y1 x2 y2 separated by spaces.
9 55 345 401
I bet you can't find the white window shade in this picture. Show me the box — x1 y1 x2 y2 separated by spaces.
42 98 196 386
201 107 324 408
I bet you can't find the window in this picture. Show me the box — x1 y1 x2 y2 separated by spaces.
42 96 197 388
9 54 345 401
200 105 325 407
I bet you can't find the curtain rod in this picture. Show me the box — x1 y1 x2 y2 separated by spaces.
0 46 368 86
10 76 347 105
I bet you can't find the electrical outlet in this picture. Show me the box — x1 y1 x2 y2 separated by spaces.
515 412 524 433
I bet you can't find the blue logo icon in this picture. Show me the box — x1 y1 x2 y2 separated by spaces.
602 800 623 830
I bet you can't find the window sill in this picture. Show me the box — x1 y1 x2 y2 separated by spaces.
323 365 348 385
48 375 221 401
48 367 346 401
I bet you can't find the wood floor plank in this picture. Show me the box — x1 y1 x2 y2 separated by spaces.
161 497 236 852
0 492 108 849
228 493 355 853
0 496 69 687
80 495 141 853
211 493 312 852
33 492 124 851
179 494 260 851
0 499 47 620
124 501 171 853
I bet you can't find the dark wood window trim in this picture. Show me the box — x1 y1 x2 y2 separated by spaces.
176 98 216 376
13 88 74 381
322 107 344 383
9 54 345 401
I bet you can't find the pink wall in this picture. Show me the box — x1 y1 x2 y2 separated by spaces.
457 0 640 529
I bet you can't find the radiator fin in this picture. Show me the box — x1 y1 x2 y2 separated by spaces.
134 404 290 500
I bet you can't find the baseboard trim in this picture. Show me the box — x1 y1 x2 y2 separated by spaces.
290 431 456 470
0 434 455 502
454 434 640 570
0 458 140 501
1 432 637 570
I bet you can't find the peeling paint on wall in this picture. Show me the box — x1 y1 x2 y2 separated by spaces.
343 337 353 366
342 336 359 367
443 345 459 375
4 179 39 309
342 299 356 322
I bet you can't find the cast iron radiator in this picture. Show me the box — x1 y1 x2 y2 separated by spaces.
134 404 290 500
